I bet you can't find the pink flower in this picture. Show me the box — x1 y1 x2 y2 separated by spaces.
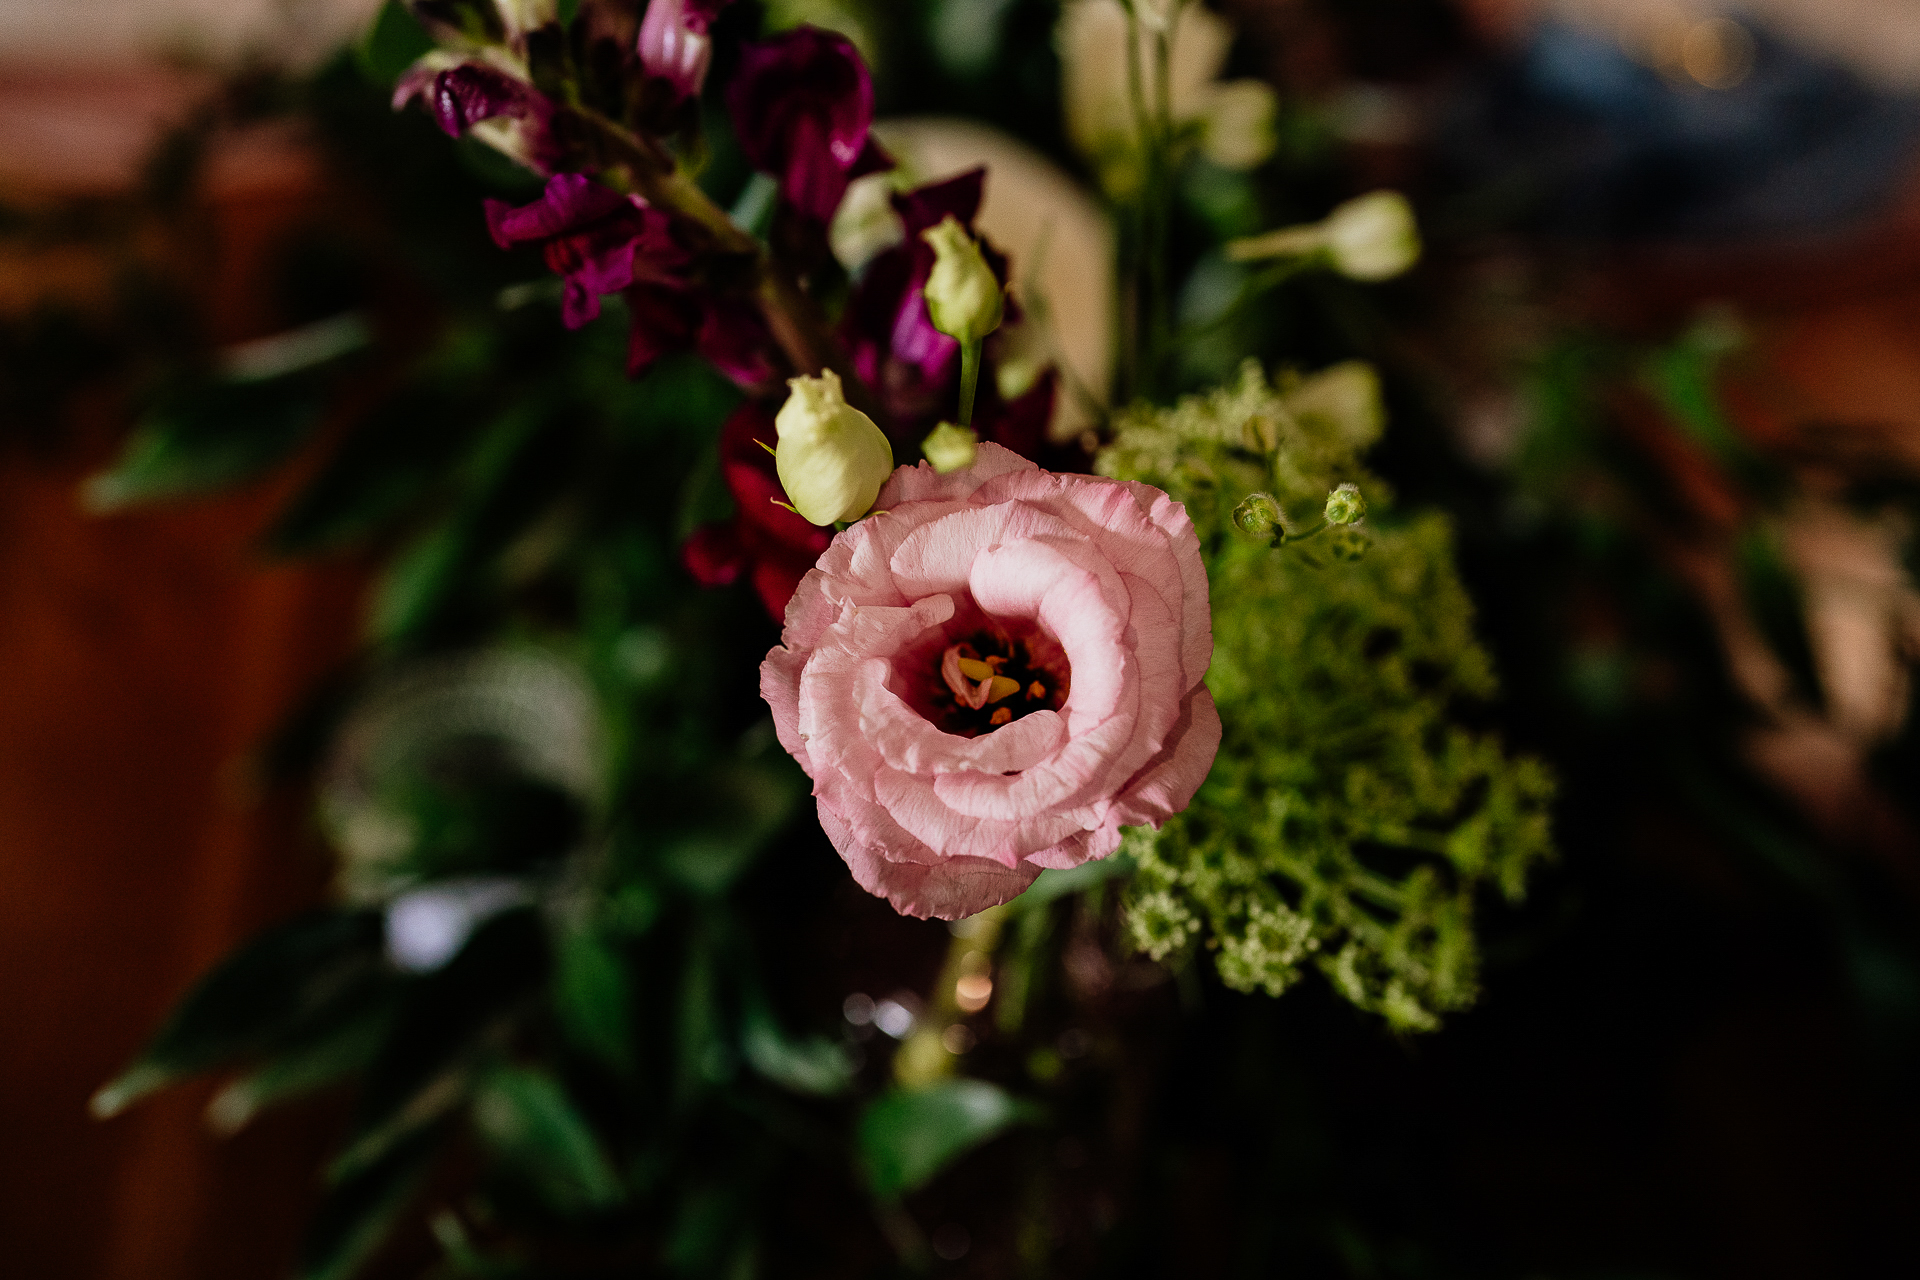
636 0 733 101
760 445 1221 920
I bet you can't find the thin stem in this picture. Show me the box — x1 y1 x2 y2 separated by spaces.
958 340 982 428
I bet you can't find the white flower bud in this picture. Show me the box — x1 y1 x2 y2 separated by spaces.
1322 191 1420 282
775 370 895 525
921 423 978 474
1224 191 1421 283
921 215 1004 345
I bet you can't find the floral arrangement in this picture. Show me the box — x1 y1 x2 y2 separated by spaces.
69 1 1560 1273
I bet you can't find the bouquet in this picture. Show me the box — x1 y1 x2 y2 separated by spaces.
81 2 1554 1273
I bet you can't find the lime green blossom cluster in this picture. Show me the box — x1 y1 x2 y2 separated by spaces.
1098 362 1555 1031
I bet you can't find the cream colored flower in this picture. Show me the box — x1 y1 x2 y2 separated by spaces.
774 370 894 525
1057 0 1278 194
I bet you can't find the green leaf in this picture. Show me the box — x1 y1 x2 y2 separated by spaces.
553 927 633 1073
354 907 546 1139
206 997 397 1134
299 1123 442 1280
356 1 436 85
857 1080 1037 1200
471 1064 625 1214
85 379 324 511
740 1008 853 1096
93 909 384 1117
1010 852 1135 912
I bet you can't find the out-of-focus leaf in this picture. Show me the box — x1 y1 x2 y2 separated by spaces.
92 909 385 1117
1009 852 1135 912
741 1007 853 1096
85 379 324 511
354 907 546 1141
299 1123 442 1280
857 1080 1038 1200
471 1064 625 1213
322 648 604 901
657 758 804 897
266 389 476 555
356 1 436 85
207 995 399 1134
554 927 633 1073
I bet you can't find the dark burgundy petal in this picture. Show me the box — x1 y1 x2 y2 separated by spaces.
485 173 632 248
891 168 985 238
681 521 747 586
696 296 777 388
727 27 885 224
431 64 530 138
975 370 1057 463
624 283 700 376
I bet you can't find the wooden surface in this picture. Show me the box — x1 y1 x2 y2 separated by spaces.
0 62 368 1279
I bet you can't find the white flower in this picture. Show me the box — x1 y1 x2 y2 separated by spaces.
1058 0 1277 193
775 370 895 525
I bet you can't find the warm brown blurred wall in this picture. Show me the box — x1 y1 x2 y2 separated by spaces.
0 64 367 1280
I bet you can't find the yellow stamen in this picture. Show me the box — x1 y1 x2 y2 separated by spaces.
989 707 1012 726
1027 681 1046 701
956 657 995 681
985 676 1021 703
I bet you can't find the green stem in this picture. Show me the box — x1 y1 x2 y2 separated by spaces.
958 340 982 428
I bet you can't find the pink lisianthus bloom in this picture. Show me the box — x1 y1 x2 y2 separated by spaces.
760 445 1222 920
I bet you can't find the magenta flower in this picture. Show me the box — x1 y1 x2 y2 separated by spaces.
485 173 688 328
483 175 775 382
761 446 1221 920
636 0 734 100
840 169 1028 432
726 26 891 225
394 59 565 175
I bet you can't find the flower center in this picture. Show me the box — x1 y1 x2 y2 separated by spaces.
928 628 1068 737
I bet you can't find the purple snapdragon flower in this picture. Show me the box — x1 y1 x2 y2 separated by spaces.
636 0 734 101
485 173 688 328
841 169 1011 420
726 26 890 225
394 57 566 175
484 174 775 384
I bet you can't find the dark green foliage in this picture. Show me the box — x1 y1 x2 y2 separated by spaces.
858 1080 1037 1200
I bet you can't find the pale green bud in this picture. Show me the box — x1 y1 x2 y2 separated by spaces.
921 215 1004 345
1323 483 1366 526
775 370 894 525
1323 191 1420 282
1232 492 1283 541
921 422 978 474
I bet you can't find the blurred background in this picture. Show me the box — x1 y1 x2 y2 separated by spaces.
5 0 1920 1277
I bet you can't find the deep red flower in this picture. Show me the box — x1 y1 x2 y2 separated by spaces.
394 60 566 175
726 26 891 225
681 404 832 619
